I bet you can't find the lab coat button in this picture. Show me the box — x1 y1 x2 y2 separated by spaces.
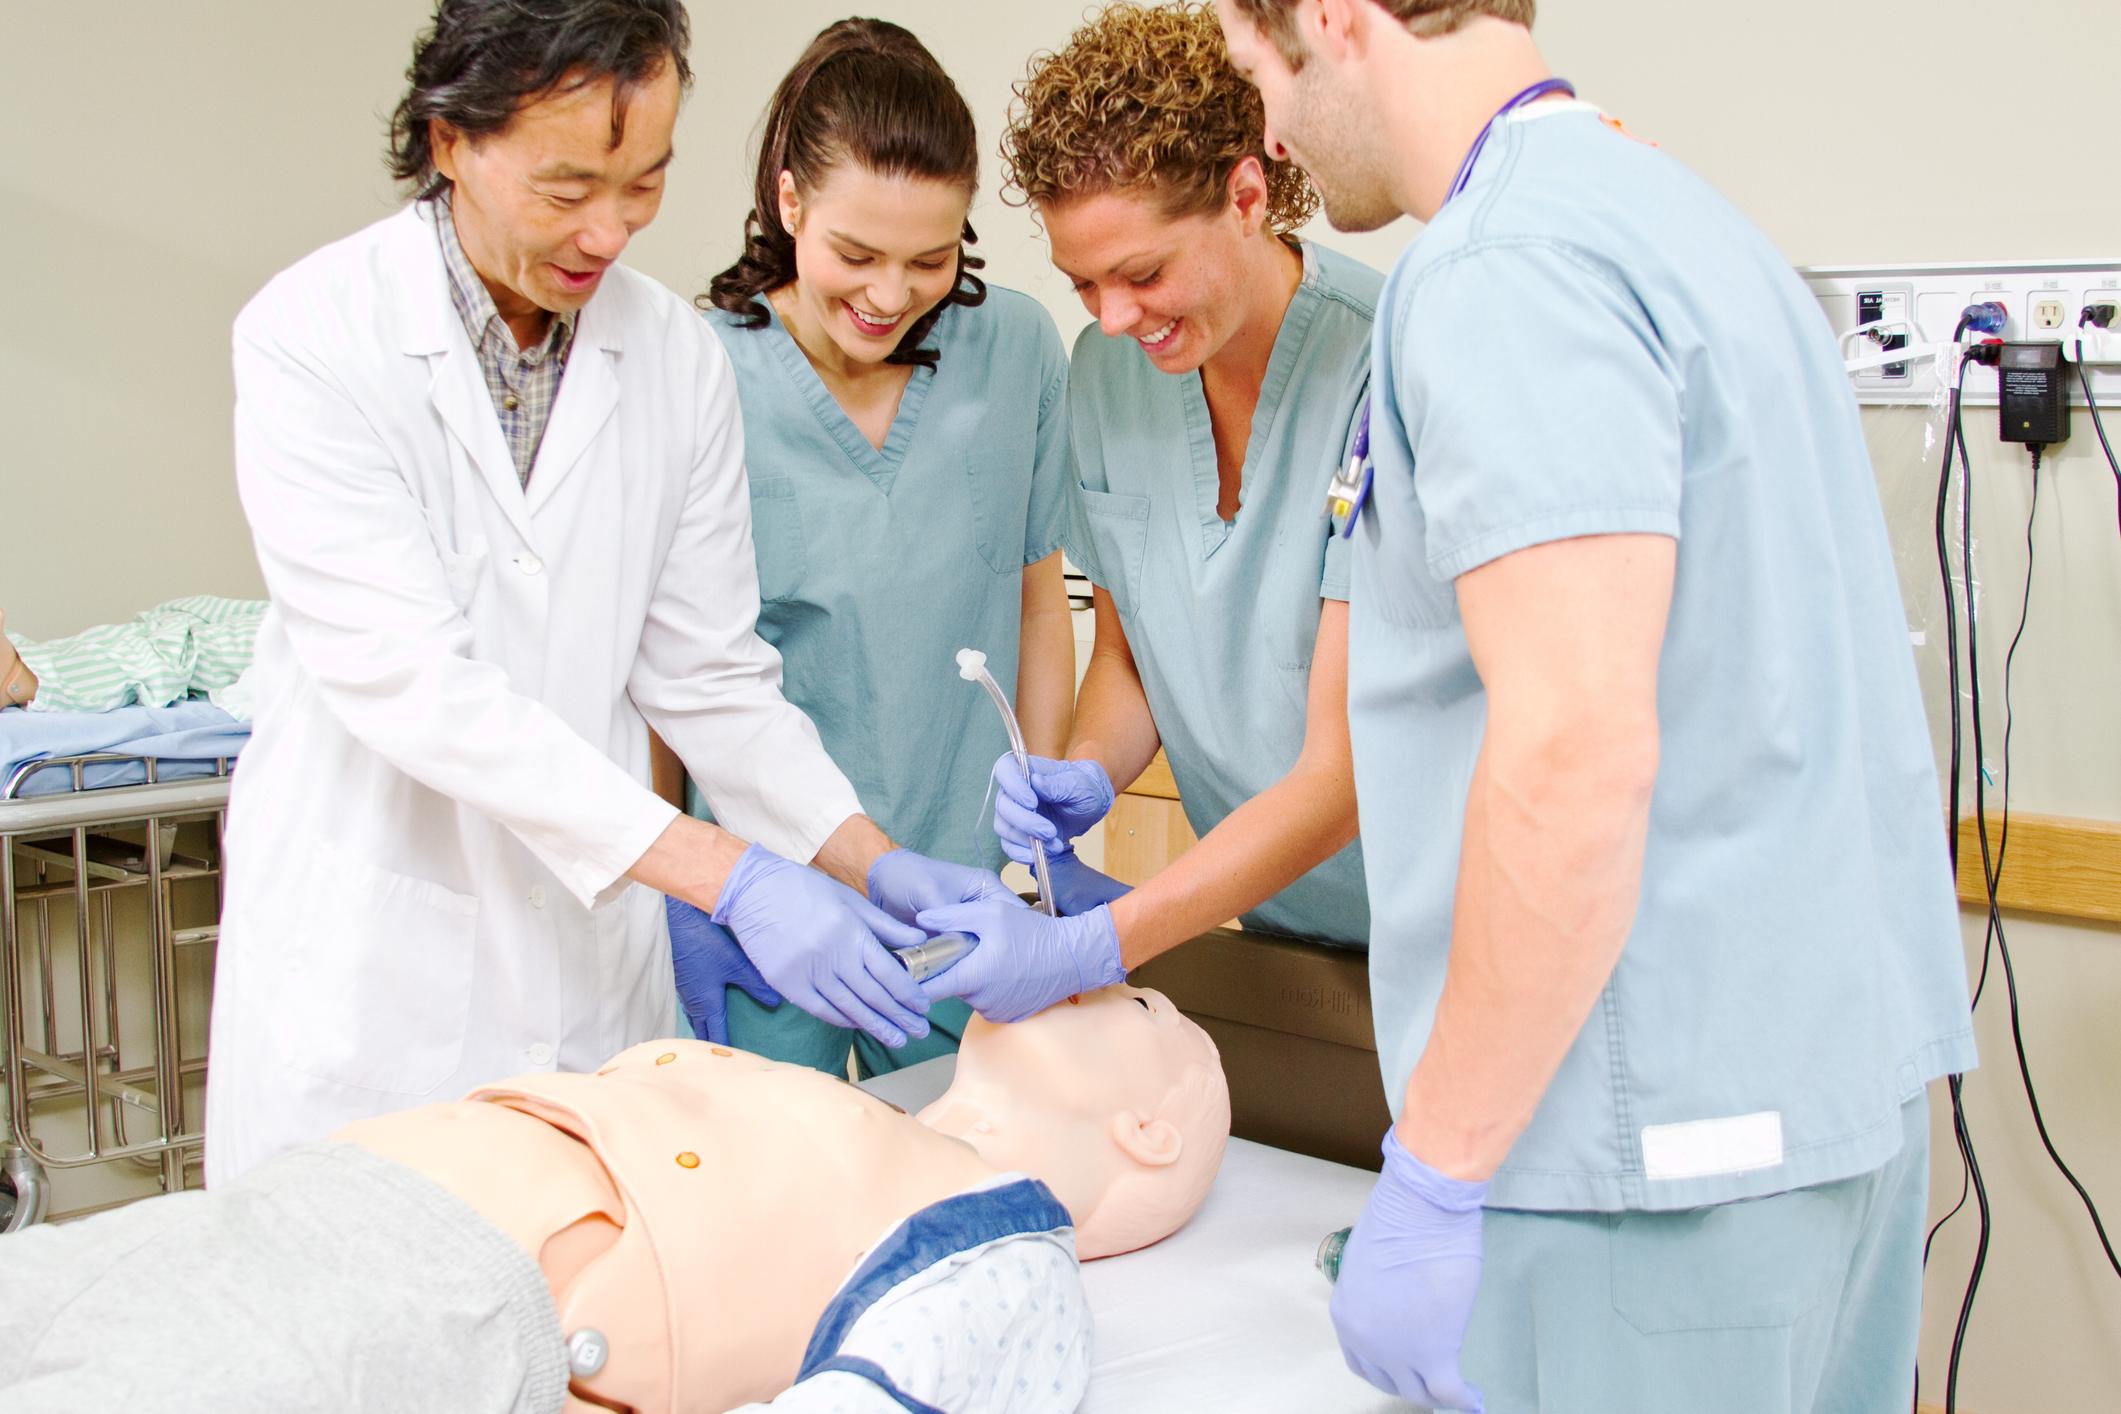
516 553 543 576
527 1043 554 1066
529 885 547 909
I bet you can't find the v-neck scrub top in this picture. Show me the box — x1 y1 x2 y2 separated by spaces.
1063 243 1380 947
693 289 1071 870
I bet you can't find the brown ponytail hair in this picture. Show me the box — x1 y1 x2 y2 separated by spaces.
702 18 985 369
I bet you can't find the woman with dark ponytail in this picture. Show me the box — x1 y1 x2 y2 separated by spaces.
667 19 1077 1080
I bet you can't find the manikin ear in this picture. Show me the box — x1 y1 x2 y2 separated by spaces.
776 169 801 238
1109 1110 1185 1168
1225 155 1272 239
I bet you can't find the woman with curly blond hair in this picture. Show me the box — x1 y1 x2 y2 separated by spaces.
914 2 1385 1021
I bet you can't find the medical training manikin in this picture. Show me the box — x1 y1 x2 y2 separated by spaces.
0 985 1229 1414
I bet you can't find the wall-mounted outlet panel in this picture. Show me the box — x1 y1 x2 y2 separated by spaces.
1803 261 2121 406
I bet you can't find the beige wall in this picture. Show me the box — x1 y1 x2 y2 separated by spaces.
5 3 2117 1408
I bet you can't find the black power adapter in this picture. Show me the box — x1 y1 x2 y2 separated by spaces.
1997 341 2071 447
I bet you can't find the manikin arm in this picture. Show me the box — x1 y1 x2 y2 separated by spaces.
724 1229 1090 1414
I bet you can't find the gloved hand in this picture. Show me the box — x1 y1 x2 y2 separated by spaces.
866 848 1017 926
1045 849 1134 917
913 898 1127 1023
665 896 781 1045
1330 1127 1490 1412
711 843 933 1050
992 753 1115 866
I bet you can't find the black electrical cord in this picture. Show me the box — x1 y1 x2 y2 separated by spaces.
2075 359 2121 540
1924 357 1986 1414
1923 373 2121 1414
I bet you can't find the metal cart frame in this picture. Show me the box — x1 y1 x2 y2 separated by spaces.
1 755 231 1233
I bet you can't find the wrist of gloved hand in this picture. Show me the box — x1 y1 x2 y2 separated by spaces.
1328 1126 1490 1412
709 843 934 1049
866 848 1016 924
991 753 1117 861
665 895 781 1045
912 899 1127 1023
1045 849 1132 916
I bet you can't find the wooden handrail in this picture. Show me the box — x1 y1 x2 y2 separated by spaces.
1955 812 2121 928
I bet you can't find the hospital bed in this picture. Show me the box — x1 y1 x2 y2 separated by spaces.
0 754 232 1234
863 1056 1401 1414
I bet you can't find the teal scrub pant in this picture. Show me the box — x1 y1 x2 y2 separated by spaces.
721 989 974 1080
1459 1094 1930 1414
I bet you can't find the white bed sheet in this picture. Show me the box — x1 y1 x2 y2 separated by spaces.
861 1057 1400 1414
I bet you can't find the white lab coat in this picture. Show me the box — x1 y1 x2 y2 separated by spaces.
204 204 862 1184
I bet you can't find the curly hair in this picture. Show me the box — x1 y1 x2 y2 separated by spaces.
701 18 985 371
1000 2 1317 235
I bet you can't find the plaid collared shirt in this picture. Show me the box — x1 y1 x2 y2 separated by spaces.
430 190 577 488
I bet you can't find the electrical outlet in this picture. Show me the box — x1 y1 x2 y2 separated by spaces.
2075 285 2121 366
2030 295 2068 333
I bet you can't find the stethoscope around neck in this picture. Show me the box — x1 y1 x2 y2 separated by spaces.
1326 78 1576 539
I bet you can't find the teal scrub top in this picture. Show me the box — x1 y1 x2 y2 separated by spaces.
1064 243 1379 947
691 288 1071 869
1350 103 1976 1212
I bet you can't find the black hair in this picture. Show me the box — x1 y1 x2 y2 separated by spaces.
387 0 692 198
702 18 985 370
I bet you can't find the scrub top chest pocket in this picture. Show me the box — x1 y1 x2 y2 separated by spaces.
1069 484 1152 617
965 423 1040 576
745 475 809 604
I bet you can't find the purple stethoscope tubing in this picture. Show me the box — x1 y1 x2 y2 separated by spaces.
1336 77 1577 539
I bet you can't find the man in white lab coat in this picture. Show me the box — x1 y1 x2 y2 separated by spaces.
206 0 963 1183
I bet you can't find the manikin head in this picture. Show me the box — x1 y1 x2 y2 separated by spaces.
919 985 1231 1259
999 2 1318 376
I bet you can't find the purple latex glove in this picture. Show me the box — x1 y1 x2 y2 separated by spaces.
866 848 1017 926
1045 849 1133 917
665 896 781 1045
991 753 1115 866
912 898 1127 1023
711 844 933 1050
1330 1127 1490 1412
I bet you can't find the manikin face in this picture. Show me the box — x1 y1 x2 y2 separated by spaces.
777 165 970 367
922 984 1231 1258
432 64 682 325
1215 0 1401 233
1040 187 1263 376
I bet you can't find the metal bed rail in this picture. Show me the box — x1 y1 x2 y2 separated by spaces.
1 755 232 1233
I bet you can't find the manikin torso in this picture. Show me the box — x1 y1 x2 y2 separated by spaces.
338 1043 997 1412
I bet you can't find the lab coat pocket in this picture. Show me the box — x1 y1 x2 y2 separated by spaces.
1608 1187 1849 1334
439 545 488 610
1071 484 1152 618
746 475 808 604
268 851 479 1095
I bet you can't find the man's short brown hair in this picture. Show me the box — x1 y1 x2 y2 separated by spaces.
1228 0 1535 68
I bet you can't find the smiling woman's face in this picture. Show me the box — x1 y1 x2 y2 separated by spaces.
1040 186 1260 376
776 163 970 366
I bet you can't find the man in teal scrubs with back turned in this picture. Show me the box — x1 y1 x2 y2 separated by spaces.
1216 1 1976 1410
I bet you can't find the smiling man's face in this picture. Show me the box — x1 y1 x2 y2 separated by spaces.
432 61 681 335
